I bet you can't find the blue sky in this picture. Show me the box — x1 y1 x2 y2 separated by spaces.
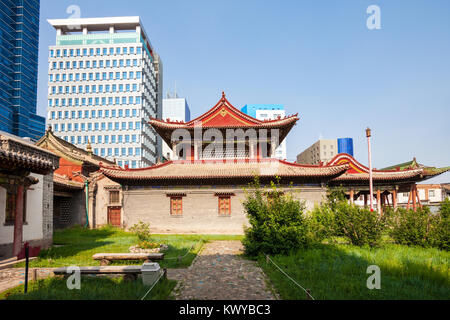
37 0 450 183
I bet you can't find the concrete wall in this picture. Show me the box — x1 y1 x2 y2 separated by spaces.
119 185 326 234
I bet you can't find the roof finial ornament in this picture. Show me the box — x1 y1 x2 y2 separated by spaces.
222 91 226 99
86 139 93 155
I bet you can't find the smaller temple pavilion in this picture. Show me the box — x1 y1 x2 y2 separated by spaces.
326 153 450 214
0 131 59 258
36 128 120 229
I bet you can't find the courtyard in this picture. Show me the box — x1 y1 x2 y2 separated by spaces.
0 226 448 300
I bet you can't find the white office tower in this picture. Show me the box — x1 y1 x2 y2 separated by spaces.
46 17 162 168
162 92 191 161
241 104 287 160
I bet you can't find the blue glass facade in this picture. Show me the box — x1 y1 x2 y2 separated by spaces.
0 0 44 140
337 138 354 156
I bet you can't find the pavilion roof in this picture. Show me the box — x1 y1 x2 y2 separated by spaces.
36 127 116 168
380 157 450 178
100 159 348 185
149 92 299 146
326 153 448 184
54 173 85 190
0 131 60 175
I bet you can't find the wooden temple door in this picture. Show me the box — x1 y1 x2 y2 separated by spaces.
107 207 121 227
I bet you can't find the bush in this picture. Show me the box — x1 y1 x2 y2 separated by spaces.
129 221 151 243
307 204 337 243
333 202 385 246
389 205 449 250
242 178 311 255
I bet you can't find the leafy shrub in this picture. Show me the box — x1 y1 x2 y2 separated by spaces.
242 178 311 255
389 205 449 250
129 221 151 243
307 204 337 243
333 202 385 246
440 198 450 219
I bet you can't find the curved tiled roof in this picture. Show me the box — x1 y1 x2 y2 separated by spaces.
53 173 85 190
150 92 299 130
0 131 59 174
331 169 424 182
100 159 348 183
36 128 116 167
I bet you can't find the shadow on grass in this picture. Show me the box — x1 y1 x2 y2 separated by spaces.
1 276 176 300
258 243 450 300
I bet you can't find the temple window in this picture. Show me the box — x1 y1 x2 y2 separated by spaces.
4 189 27 225
218 196 231 215
170 197 183 215
109 190 120 204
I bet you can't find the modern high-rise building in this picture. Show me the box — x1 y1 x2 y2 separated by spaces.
0 0 45 140
241 104 287 159
162 93 191 161
296 138 354 165
46 17 162 168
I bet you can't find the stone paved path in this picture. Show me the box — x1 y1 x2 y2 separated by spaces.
0 268 55 294
170 241 277 300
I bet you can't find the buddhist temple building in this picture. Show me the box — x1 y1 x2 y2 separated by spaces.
36 128 122 229
0 131 59 258
98 93 348 233
95 93 450 233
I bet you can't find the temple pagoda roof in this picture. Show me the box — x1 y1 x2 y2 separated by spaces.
150 92 299 146
0 130 60 175
326 153 449 184
36 127 116 168
53 173 85 190
380 157 450 178
100 159 348 185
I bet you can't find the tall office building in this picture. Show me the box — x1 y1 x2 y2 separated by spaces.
0 0 45 140
241 104 287 159
46 17 162 168
162 93 190 160
296 137 354 165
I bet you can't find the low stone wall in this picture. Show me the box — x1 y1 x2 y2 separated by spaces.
115 185 326 234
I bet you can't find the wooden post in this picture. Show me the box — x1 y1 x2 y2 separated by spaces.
349 189 354 205
406 185 413 210
415 185 422 209
364 194 368 207
376 189 382 215
412 185 417 212
13 185 24 256
392 189 398 211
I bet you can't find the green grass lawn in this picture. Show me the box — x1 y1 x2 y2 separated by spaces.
259 244 450 300
15 226 243 269
0 276 176 300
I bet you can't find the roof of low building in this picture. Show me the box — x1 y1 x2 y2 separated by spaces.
36 128 117 168
100 159 348 185
0 131 60 174
326 153 449 184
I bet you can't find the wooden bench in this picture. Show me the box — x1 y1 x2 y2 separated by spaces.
53 266 143 281
92 253 164 266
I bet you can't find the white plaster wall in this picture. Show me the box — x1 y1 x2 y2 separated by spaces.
0 173 44 245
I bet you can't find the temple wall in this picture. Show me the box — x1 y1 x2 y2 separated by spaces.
116 185 326 234
0 173 53 257
93 176 123 227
